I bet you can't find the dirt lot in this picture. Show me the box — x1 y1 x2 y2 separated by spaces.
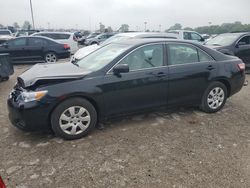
0 64 250 188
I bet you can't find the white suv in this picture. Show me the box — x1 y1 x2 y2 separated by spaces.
167 30 205 43
32 32 78 54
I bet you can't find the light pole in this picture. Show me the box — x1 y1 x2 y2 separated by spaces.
29 0 35 29
144 22 147 32
159 24 162 32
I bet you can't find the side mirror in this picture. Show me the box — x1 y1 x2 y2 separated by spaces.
200 38 205 42
235 44 239 48
113 64 129 75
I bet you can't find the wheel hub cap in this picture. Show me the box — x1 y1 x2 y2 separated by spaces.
59 106 91 135
207 87 225 110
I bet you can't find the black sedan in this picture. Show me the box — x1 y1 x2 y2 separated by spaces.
205 32 250 71
0 36 70 63
8 39 246 140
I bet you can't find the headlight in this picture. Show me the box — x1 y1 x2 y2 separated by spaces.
21 90 48 102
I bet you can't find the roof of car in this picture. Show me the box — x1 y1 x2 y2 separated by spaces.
220 32 250 36
12 36 59 43
33 31 73 35
113 38 194 45
115 32 177 38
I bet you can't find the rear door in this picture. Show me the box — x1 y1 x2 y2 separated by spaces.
235 35 250 65
102 43 169 116
27 37 47 61
167 43 217 106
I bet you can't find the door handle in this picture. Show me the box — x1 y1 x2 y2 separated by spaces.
207 65 215 71
154 72 166 78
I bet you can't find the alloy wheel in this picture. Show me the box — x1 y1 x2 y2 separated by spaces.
45 53 57 63
207 87 225 110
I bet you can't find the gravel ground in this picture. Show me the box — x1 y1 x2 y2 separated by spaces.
0 64 250 188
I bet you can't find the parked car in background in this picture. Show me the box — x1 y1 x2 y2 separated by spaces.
84 33 116 46
0 29 14 44
201 34 210 40
72 32 178 62
15 30 40 37
8 39 246 139
205 32 250 70
78 32 101 45
0 36 70 63
167 30 205 43
32 32 78 54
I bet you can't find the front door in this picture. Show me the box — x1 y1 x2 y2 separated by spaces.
102 43 168 116
235 35 250 65
7 38 29 62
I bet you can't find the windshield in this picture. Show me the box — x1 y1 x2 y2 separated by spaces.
101 35 130 46
76 43 131 71
0 30 11 35
205 34 239 46
86 33 99 39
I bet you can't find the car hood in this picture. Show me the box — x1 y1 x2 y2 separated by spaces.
204 44 225 50
73 44 100 60
18 62 91 88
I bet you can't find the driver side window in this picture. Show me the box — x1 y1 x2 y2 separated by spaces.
119 44 164 71
238 36 250 46
191 33 202 41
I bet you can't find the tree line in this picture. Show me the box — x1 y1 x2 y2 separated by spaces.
166 22 250 35
1 21 250 35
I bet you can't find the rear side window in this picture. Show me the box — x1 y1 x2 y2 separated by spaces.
29 38 47 46
168 44 198 65
198 50 214 62
168 44 213 65
184 32 191 40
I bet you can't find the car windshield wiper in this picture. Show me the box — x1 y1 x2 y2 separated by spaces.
71 61 79 67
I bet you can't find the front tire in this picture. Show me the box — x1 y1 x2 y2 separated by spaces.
51 98 97 140
200 82 227 113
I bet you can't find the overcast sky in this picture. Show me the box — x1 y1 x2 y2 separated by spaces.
1 0 250 31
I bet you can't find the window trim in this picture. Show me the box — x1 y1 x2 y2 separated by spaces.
166 42 215 66
106 42 167 74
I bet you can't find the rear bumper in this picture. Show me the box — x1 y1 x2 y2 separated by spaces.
230 72 245 96
57 51 71 59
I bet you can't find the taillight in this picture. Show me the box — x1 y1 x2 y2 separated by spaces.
237 62 245 71
63 44 70 49
0 176 6 188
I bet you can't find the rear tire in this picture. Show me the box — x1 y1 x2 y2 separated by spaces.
200 82 227 113
51 98 97 140
45 52 57 63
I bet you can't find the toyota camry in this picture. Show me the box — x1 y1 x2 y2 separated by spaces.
8 39 246 140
